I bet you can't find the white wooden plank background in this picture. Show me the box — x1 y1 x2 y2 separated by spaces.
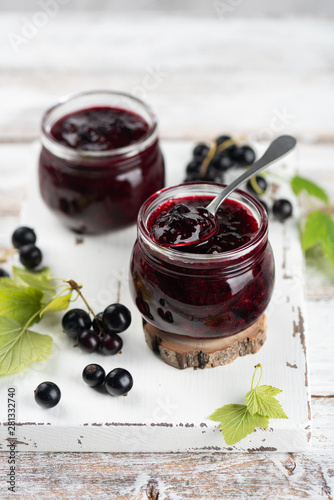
0 12 333 499
2 0 334 16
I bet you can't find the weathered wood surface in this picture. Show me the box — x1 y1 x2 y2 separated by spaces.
0 13 333 499
0 398 332 500
1 16 334 142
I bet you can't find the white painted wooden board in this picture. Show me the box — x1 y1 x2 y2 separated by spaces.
0 141 311 452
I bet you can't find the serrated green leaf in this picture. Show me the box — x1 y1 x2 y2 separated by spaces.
0 316 52 375
0 282 43 326
246 385 288 419
12 266 56 298
291 176 329 205
209 404 269 445
254 384 282 396
302 210 334 266
42 291 72 314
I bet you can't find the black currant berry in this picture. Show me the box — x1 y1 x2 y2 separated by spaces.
203 166 224 184
231 146 256 167
273 199 293 221
100 333 123 355
211 153 233 172
34 381 61 408
0 269 9 278
246 176 267 196
92 312 111 335
78 329 100 352
12 226 36 249
82 364 106 387
193 144 209 158
215 135 231 146
19 244 42 269
102 304 131 334
105 368 133 396
186 160 202 175
62 309 92 339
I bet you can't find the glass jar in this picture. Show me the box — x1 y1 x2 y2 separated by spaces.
130 182 275 339
39 90 165 233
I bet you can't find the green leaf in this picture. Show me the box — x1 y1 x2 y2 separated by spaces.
0 316 52 375
246 385 288 419
209 404 269 446
0 282 43 326
12 266 56 294
42 291 72 314
302 210 334 266
291 176 329 205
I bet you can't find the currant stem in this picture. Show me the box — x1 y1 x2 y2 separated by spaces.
200 140 217 178
65 279 104 335
251 363 263 390
0 248 18 264
250 176 265 196
199 135 246 179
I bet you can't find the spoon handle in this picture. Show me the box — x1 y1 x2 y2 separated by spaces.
206 135 297 215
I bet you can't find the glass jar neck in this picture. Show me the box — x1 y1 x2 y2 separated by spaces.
136 182 269 276
40 90 159 165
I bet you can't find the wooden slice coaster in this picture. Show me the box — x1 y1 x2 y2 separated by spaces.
144 314 267 369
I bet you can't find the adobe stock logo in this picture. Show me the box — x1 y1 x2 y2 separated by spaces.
7 0 70 54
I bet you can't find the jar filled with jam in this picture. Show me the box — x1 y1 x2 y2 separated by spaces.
130 182 275 339
39 90 165 233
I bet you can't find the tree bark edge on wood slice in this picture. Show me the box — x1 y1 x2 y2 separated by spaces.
144 315 267 369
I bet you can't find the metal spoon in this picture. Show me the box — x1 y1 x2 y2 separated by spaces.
160 135 296 247
205 134 296 217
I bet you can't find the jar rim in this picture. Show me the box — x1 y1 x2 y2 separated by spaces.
137 182 268 264
40 89 159 161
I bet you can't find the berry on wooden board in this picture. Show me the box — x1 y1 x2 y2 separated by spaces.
78 329 100 353
105 368 133 396
273 199 293 221
19 244 42 269
246 176 267 196
12 226 36 249
82 364 106 387
99 333 123 355
62 309 92 339
102 303 132 334
34 381 61 408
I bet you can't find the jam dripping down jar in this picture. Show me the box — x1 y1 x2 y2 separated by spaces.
39 90 165 233
130 182 275 339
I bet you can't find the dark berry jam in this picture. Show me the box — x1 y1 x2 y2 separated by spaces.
39 92 165 234
130 184 274 339
148 197 258 251
51 107 149 151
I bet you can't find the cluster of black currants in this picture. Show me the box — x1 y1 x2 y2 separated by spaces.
184 134 293 222
246 176 293 221
62 303 131 355
12 226 43 269
0 226 42 278
184 135 256 184
82 364 133 396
